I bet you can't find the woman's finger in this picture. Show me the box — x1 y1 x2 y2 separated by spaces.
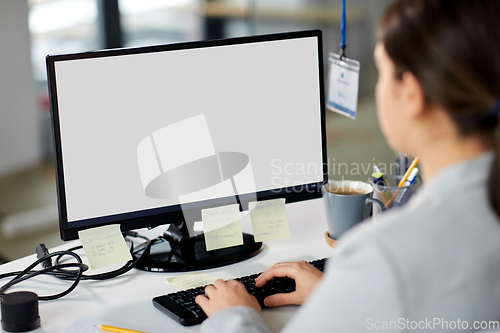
204 284 216 297
213 279 225 287
255 264 298 287
264 292 298 307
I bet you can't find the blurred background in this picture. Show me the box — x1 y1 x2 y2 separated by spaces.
0 0 395 263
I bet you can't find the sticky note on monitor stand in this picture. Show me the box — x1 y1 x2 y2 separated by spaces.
202 204 243 251
249 198 290 242
167 272 221 290
78 224 132 269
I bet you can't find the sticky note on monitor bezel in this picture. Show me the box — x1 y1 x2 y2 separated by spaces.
249 198 290 242
78 224 132 269
202 204 244 251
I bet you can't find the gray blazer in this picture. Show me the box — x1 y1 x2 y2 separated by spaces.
202 153 500 332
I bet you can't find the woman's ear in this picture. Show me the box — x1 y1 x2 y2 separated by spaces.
401 71 425 119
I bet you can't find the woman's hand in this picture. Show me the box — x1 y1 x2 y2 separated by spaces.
195 279 261 317
255 260 323 307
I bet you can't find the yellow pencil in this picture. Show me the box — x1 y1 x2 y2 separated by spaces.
97 324 147 333
397 157 420 187
385 157 419 208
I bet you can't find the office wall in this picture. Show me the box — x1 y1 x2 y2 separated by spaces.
0 0 40 176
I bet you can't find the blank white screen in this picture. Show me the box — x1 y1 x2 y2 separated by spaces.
54 36 323 222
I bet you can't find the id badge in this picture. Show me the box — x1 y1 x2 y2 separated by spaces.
327 52 360 119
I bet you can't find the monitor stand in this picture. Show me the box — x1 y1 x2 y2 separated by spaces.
132 222 263 272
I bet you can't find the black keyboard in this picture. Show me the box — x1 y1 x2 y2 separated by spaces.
152 258 328 326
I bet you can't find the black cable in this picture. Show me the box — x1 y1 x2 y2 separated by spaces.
0 251 87 301
36 243 52 268
52 232 151 281
0 232 153 300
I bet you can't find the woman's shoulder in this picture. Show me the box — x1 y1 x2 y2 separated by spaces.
336 188 500 285
341 191 500 253
341 152 499 255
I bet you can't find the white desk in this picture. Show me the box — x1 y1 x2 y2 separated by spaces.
0 198 336 333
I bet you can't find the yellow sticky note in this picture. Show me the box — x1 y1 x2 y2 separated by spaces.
78 224 132 269
249 198 290 242
202 204 243 251
167 272 221 290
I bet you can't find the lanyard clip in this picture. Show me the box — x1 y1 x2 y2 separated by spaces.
339 45 346 62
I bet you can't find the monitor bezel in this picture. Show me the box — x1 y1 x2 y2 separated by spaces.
46 30 328 241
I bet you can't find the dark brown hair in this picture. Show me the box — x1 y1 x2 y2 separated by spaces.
378 0 500 217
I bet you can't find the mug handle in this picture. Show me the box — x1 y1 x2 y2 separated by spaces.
365 197 386 212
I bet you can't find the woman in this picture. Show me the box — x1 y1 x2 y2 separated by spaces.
195 0 500 331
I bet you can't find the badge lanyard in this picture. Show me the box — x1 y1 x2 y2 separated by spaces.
339 0 346 60
327 0 360 119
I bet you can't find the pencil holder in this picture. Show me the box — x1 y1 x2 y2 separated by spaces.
370 175 421 215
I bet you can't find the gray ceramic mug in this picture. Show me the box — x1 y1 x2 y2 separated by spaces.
322 180 386 240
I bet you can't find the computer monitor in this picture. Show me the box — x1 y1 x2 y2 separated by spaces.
46 30 327 272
